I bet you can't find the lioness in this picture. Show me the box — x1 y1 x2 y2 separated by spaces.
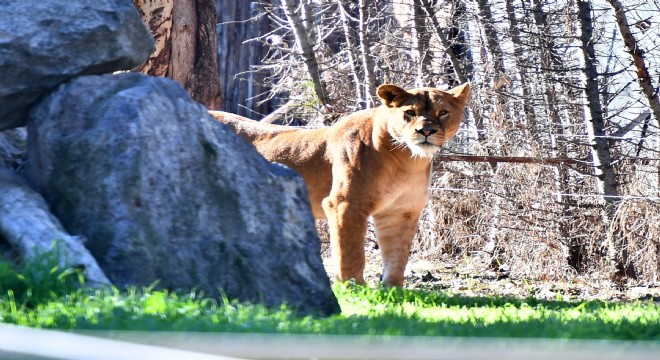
211 82 470 286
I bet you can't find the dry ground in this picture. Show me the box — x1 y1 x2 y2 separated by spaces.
317 223 660 303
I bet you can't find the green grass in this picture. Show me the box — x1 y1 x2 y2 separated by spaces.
0 245 83 307
0 253 658 340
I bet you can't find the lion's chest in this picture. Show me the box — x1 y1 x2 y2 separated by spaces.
370 166 431 215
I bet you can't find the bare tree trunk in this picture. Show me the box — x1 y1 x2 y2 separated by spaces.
474 0 508 152
419 0 468 84
505 0 536 125
577 0 620 203
531 0 574 268
280 0 330 107
577 0 635 279
337 0 363 107
358 0 377 107
607 0 660 128
471 0 510 262
413 0 433 87
532 0 563 133
134 0 222 110
475 0 506 80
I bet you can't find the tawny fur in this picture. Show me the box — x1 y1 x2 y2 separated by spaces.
211 83 470 286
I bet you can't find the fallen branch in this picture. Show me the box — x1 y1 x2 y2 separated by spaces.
609 110 651 139
0 169 111 286
260 99 296 124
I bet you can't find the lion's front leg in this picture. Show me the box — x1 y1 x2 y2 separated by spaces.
322 196 369 284
373 210 421 286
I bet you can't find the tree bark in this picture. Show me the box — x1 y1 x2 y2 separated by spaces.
0 169 111 286
532 0 566 137
577 0 635 279
607 0 660 128
133 0 222 110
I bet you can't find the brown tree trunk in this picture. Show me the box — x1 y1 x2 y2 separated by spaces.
134 0 222 110
474 0 507 160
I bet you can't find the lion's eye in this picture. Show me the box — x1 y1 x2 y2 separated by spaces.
405 109 416 116
439 110 448 116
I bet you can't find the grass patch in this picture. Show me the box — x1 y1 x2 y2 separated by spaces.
0 244 83 307
0 254 658 340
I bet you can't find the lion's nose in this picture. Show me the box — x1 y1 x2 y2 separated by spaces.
416 127 438 137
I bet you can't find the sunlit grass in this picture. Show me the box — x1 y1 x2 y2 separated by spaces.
0 254 658 340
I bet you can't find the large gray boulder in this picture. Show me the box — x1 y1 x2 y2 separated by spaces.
0 0 154 130
27 73 339 316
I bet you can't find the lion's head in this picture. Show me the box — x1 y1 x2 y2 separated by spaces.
376 83 470 158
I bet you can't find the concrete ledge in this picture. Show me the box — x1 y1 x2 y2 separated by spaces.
1 323 658 360
0 324 242 360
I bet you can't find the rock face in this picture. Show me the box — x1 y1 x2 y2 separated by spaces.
0 0 154 130
0 128 27 171
27 73 339 316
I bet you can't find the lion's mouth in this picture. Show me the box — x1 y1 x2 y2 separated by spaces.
416 139 440 147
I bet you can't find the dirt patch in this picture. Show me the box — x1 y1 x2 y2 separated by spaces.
318 224 660 303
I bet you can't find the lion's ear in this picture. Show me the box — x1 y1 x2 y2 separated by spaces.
377 84 411 107
445 82 471 105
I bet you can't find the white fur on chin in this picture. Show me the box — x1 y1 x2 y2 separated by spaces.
408 142 439 159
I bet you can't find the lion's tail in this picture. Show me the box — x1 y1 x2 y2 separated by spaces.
209 110 296 142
